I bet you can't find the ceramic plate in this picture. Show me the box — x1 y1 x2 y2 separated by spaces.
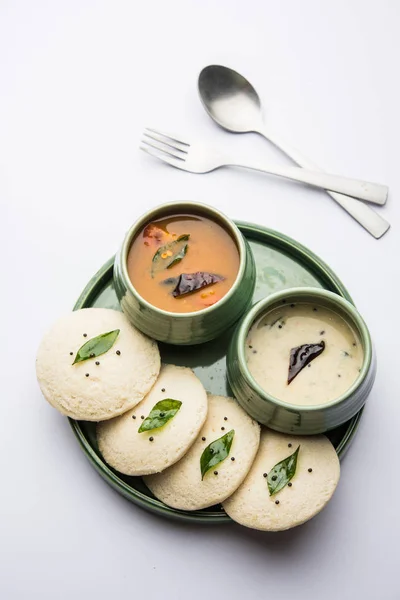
69 222 363 523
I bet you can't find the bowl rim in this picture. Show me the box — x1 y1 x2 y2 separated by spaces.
234 287 373 412
119 201 247 318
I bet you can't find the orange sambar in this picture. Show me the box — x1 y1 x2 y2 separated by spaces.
127 213 240 313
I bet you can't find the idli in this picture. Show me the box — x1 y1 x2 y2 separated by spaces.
97 364 208 476
223 429 340 531
144 394 260 510
36 308 160 421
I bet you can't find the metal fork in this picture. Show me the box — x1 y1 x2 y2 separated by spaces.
141 128 388 206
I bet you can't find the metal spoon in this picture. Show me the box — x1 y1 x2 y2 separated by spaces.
198 65 390 238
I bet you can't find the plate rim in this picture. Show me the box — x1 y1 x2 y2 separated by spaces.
69 221 363 523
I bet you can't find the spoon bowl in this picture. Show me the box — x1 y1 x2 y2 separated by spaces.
198 65 262 132
197 64 390 239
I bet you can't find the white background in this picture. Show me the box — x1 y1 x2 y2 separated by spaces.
1 1 399 598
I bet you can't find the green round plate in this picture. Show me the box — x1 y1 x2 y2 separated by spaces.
69 222 363 524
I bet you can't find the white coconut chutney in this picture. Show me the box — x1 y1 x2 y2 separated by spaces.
246 303 363 406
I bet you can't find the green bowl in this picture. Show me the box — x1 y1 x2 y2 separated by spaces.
227 288 376 434
113 201 256 345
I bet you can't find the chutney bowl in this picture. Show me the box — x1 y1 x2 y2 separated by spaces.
114 201 256 345
227 287 376 434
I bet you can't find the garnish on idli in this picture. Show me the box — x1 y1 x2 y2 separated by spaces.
97 364 208 476
144 394 260 510
36 308 160 421
223 429 340 531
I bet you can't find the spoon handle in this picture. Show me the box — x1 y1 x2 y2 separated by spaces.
257 127 390 238
228 159 387 205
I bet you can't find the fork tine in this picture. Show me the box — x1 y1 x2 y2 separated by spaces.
140 145 183 169
144 131 188 155
145 127 190 148
141 138 185 161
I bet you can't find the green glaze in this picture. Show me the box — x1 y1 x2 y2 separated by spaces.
113 202 256 345
70 222 364 524
200 429 235 480
227 288 376 435
267 445 300 496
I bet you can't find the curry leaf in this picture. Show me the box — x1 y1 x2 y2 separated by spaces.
200 429 235 480
267 445 300 496
138 399 182 433
72 329 120 364
167 244 188 269
151 234 190 276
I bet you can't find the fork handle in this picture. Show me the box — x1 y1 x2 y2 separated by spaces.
230 156 387 205
255 126 390 238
